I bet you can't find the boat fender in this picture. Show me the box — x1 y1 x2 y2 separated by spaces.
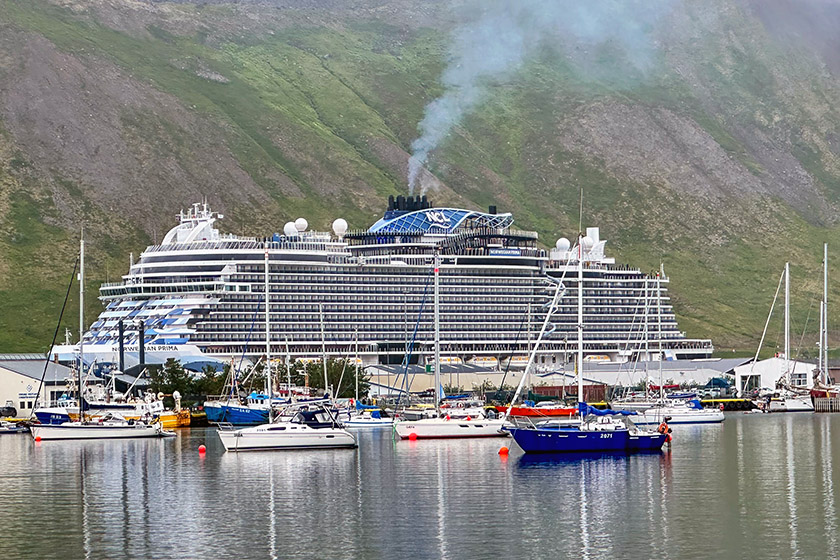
466 416 471 421
665 433 672 443
719 403 725 411
445 415 450 421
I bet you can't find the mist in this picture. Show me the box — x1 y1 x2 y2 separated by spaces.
407 0 678 194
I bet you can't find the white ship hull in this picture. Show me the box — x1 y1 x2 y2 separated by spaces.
217 424 357 451
31 422 169 440
394 418 509 439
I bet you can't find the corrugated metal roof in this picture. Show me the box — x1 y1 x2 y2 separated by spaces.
0 357 73 382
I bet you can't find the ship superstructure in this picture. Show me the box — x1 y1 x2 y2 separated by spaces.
53 198 713 370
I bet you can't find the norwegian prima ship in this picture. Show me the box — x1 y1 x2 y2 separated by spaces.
53 197 712 370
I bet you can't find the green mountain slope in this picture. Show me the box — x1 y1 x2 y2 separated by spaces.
1 0 840 357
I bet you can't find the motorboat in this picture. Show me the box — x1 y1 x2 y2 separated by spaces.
217 405 357 451
0 421 28 434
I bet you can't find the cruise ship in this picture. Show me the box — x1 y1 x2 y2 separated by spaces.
52 197 713 371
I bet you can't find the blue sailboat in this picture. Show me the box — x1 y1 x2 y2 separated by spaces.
502 234 667 455
505 403 666 453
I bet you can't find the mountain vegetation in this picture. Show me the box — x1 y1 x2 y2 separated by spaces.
2 0 840 358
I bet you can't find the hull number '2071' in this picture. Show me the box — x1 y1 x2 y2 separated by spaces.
600 433 613 438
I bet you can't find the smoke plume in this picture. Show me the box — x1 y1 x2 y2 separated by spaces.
408 0 677 194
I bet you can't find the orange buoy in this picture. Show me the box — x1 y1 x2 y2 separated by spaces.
198 444 206 453
498 446 509 455
408 432 417 441
35 436 41 442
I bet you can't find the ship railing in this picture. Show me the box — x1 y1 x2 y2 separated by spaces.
142 235 343 254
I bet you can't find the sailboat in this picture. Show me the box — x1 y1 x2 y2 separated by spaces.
741 262 814 411
344 332 393 428
811 244 840 402
620 267 723 425
31 232 174 441
504 234 667 453
393 254 508 439
216 243 357 451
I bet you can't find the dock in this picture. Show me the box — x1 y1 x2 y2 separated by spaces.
814 398 840 412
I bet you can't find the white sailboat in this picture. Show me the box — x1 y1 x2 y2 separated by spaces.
216 243 357 451
217 403 357 451
393 254 508 440
31 232 174 441
763 263 814 412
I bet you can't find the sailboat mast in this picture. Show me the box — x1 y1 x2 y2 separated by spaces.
577 234 584 410
354 328 359 403
320 303 329 398
824 243 829 383
658 268 663 401
285 336 293 403
265 242 272 421
784 262 790 386
434 253 441 412
78 230 85 423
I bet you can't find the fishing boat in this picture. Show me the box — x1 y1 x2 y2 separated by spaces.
217 403 356 451
393 255 508 440
504 235 667 454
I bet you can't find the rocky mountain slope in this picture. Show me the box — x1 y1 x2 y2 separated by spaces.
2 0 840 355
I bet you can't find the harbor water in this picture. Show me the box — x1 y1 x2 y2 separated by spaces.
1 413 839 559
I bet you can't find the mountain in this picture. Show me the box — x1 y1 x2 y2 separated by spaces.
1 0 839 356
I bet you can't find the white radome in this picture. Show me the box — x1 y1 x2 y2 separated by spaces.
332 218 348 236
294 218 308 232
582 236 594 249
555 237 570 251
283 222 297 237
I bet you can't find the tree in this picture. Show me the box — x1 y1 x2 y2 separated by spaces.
277 359 370 398
149 358 193 407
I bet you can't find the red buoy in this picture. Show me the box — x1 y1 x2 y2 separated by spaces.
198 444 206 453
408 432 417 441
35 436 42 442
498 446 509 455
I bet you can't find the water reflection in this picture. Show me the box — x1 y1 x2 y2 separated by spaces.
3 417 840 559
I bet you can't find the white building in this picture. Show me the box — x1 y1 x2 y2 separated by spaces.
0 354 74 417
734 356 816 394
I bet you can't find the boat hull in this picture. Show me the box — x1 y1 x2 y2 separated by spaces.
217 426 357 451
204 403 268 425
31 423 169 440
632 409 725 425
158 410 191 428
768 397 814 412
507 426 666 453
394 418 509 439
495 405 577 418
